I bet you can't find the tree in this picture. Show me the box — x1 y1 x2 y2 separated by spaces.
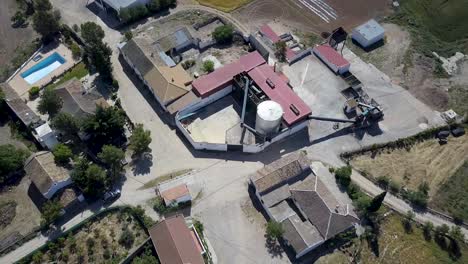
71 158 107 198
32 251 44 264
129 124 152 156
80 22 105 44
52 144 73 165
83 106 125 148
98 145 125 182
119 227 135 249
132 245 159 264
32 9 61 41
38 87 63 117
202 60 215 73
124 31 133 41
274 41 287 62
367 191 386 213
80 22 113 80
51 112 80 139
70 42 81 59
147 0 161 12
435 224 450 237
335 165 352 187
41 200 63 227
265 220 284 240
423 221 434 240
0 145 28 183
402 210 415 233
212 25 234 44
33 0 52 12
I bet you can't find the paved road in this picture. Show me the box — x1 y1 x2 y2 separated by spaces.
2 2 467 263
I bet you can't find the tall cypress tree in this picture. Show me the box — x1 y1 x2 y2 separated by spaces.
368 191 387 213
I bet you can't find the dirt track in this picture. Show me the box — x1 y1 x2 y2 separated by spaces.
233 0 391 34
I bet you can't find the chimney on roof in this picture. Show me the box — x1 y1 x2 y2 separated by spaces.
335 205 340 213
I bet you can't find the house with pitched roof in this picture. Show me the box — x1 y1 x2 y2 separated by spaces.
119 39 193 111
250 151 359 258
25 151 72 199
55 78 109 119
149 214 205 264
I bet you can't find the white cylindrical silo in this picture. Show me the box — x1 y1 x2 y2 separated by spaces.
255 100 283 135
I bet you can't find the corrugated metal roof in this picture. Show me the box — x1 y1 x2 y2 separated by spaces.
259 24 281 43
192 51 265 97
354 19 385 40
247 64 311 126
313 44 350 68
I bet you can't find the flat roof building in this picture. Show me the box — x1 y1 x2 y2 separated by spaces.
352 19 385 48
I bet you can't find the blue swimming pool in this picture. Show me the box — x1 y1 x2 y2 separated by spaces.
21 52 66 85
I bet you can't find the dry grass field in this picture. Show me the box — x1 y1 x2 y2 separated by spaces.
197 0 252 12
316 213 468 264
350 134 468 197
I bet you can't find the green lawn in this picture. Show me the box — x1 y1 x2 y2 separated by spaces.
387 0 468 56
47 62 89 90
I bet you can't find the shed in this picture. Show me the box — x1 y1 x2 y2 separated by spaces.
160 184 192 206
313 44 350 74
352 19 385 48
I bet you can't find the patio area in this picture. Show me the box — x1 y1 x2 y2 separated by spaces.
7 42 78 98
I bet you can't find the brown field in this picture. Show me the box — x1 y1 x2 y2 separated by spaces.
197 0 252 12
233 0 391 34
0 177 42 251
350 134 468 197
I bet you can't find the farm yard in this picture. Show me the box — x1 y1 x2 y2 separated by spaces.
19 209 149 264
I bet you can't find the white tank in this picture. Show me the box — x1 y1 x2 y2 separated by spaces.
255 100 283 135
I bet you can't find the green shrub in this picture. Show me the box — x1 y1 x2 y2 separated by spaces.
389 180 400 194
124 31 133 41
72 24 80 32
376 176 390 189
265 220 284 240
118 227 135 249
202 60 215 73
335 165 352 187
52 143 73 165
212 25 234 44
181 59 196 70
71 42 81 59
29 86 40 99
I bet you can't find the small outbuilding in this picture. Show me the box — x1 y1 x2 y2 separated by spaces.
313 44 350 75
160 184 192 206
352 19 385 48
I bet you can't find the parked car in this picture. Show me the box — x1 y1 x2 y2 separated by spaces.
103 189 121 202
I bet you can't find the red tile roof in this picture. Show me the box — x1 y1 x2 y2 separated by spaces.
260 24 281 43
149 215 204 264
313 45 350 68
192 51 265 97
285 48 297 61
247 64 311 126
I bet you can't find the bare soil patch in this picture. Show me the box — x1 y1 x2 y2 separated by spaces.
0 0 37 81
0 177 41 248
350 134 468 197
0 201 17 229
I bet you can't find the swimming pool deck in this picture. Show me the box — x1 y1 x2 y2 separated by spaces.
7 43 78 98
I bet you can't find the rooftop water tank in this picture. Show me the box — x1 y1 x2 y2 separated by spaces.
255 100 283 135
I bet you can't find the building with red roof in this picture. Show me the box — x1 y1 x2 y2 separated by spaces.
312 44 350 75
259 24 282 43
192 52 265 98
247 64 311 126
